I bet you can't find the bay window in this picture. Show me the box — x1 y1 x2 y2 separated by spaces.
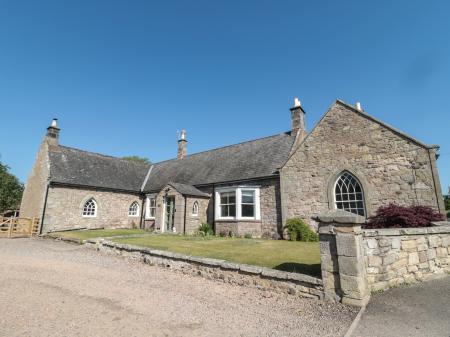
215 187 260 220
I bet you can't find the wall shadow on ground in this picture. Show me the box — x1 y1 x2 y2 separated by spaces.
274 262 321 278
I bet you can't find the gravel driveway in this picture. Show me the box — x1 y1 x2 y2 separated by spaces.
0 238 357 337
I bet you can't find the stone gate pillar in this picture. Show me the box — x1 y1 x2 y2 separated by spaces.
314 210 370 307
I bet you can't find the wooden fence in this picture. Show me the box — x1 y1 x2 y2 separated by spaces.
0 217 40 238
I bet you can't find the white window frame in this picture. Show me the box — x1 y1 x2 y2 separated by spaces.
192 201 199 216
82 198 97 218
214 187 260 221
145 195 156 219
128 201 140 217
333 172 366 217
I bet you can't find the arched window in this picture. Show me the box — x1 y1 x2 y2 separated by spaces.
128 201 140 217
192 201 199 216
82 198 97 217
334 172 366 216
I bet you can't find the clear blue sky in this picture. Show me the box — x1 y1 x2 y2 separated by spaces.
0 0 449 193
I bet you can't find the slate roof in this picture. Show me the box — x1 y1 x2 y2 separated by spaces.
166 182 210 197
142 132 296 193
48 146 151 192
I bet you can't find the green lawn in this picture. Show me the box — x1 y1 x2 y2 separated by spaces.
114 235 321 277
49 228 146 240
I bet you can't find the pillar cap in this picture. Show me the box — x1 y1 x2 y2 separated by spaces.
313 209 366 224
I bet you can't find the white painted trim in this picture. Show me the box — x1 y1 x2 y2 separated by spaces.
128 201 140 217
214 186 261 221
145 195 156 220
82 198 97 218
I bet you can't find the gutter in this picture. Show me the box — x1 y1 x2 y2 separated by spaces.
427 147 443 214
183 195 187 234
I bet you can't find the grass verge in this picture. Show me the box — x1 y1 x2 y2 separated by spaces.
114 235 320 277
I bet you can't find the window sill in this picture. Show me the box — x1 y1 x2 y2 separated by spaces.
215 219 261 223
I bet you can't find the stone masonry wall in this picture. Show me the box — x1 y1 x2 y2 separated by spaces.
185 197 209 234
20 140 50 219
154 185 184 233
363 225 450 291
215 220 262 238
84 239 324 299
42 186 143 233
281 102 443 229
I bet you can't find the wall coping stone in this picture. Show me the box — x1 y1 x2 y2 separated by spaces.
363 225 450 237
84 238 323 287
314 210 366 225
431 221 450 227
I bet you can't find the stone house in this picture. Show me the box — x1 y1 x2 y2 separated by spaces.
20 99 445 238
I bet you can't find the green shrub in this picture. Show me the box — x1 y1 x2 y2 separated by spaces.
197 223 214 236
244 233 252 239
284 218 318 242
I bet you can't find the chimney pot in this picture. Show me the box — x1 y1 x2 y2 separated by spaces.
355 102 362 111
294 97 301 107
46 118 60 146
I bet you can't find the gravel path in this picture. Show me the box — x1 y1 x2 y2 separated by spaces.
0 238 357 337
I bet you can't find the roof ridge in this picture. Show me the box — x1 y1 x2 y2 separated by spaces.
58 145 152 167
151 131 294 166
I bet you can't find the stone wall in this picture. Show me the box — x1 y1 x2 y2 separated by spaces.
363 224 450 291
84 239 324 299
42 185 143 233
185 197 209 234
316 210 450 306
20 140 50 220
281 101 444 228
215 220 262 238
153 185 185 233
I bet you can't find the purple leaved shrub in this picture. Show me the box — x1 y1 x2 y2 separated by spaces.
364 203 444 229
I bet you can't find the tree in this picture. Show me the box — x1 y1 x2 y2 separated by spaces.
445 196 450 211
0 161 24 213
122 156 151 165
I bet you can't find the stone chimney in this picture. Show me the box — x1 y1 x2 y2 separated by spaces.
177 129 187 159
290 97 307 146
46 118 60 146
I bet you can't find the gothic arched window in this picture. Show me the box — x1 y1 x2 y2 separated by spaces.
82 198 97 217
334 172 366 216
192 201 199 216
128 201 140 217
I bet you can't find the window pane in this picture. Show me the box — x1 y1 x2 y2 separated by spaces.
220 194 228 205
242 204 254 217
229 204 236 217
228 193 236 204
221 205 228 217
241 191 254 204
335 172 365 217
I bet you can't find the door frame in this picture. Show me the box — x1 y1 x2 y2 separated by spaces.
162 196 175 233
